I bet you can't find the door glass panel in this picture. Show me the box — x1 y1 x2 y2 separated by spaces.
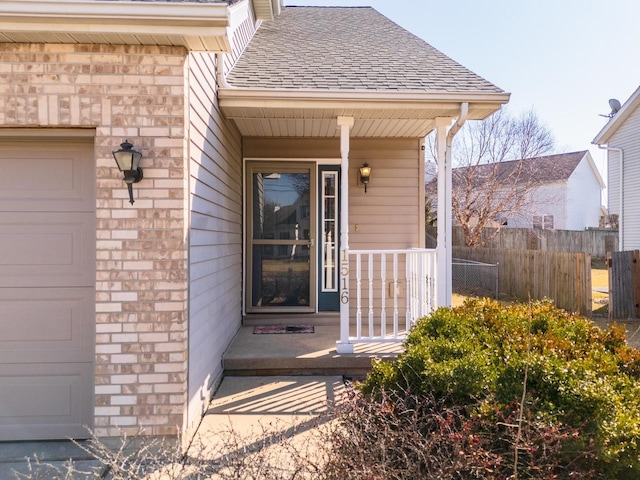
252 172 310 240
252 245 310 307
250 170 312 309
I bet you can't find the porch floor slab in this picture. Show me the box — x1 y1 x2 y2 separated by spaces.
223 325 404 377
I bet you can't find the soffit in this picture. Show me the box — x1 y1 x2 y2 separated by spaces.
252 0 279 21
0 0 248 52
219 90 509 138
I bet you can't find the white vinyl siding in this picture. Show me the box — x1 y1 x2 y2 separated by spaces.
608 104 640 250
502 183 567 230
187 52 243 428
566 158 603 230
185 4 257 429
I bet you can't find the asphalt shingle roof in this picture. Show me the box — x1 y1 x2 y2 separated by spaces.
473 151 585 183
425 151 589 200
452 151 588 188
227 6 506 93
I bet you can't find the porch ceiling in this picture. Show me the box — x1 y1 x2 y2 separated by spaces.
219 89 509 138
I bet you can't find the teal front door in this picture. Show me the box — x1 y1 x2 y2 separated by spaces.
318 166 340 311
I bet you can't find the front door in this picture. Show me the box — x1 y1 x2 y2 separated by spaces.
247 162 316 313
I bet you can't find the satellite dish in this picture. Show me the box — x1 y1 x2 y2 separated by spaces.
599 98 622 118
609 98 622 114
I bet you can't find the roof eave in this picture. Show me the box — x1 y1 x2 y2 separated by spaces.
0 0 249 52
252 0 281 21
593 85 640 145
218 87 511 119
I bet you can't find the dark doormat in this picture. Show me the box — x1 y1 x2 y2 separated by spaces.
253 325 314 334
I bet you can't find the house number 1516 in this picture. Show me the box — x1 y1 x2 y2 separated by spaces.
340 249 349 304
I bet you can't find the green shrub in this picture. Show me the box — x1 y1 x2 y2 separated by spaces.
361 298 640 479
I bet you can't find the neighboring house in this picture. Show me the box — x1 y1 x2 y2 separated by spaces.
427 151 605 232
0 1 508 441
593 86 640 251
504 151 604 230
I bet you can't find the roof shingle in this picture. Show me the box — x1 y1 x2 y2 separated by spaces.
227 6 505 94
458 151 588 188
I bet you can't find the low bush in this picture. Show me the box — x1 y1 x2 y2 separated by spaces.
361 298 640 479
321 386 598 480
17 299 640 479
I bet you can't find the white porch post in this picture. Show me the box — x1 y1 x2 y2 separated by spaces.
435 117 451 307
336 116 354 354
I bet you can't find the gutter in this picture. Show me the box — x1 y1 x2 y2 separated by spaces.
218 89 509 121
0 0 231 23
218 87 510 105
597 145 624 251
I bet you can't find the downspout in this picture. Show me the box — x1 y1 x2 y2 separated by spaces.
216 52 231 89
598 145 624 251
443 102 469 303
447 102 470 144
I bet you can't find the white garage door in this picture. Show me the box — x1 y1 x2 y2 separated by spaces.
0 137 95 440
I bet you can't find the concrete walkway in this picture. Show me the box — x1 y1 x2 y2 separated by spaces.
0 324 401 478
0 440 101 479
188 375 346 477
0 376 346 479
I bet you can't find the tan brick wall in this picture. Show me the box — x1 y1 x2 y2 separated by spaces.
0 43 189 436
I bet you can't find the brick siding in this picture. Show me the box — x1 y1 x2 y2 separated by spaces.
0 43 189 436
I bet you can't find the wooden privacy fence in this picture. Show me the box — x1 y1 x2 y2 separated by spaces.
452 227 618 259
607 250 640 319
454 247 592 316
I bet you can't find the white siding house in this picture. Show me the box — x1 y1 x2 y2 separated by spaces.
593 86 640 250
565 153 607 230
444 151 605 231
511 151 605 231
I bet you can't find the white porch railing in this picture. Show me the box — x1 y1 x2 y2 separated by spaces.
336 248 437 353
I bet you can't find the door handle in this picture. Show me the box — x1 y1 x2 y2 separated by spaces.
309 238 314 248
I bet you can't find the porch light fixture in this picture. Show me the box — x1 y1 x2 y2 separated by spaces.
359 163 372 193
112 140 143 205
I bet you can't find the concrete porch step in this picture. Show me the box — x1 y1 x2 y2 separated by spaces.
223 325 403 377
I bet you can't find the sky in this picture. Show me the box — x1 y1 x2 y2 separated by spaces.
285 0 640 183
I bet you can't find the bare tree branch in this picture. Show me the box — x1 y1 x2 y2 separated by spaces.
426 108 556 247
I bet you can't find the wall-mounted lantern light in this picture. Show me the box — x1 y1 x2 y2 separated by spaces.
112 140 143 205
359 163 372 193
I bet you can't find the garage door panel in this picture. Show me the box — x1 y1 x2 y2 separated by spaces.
0 362 93 441
0 136 95 440
0 213 95 287
0 288 94 364
0 141 95 212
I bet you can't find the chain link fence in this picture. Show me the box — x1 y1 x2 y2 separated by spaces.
452 258 499 299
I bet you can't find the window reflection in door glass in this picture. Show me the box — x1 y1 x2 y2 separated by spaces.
252 173 310 240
